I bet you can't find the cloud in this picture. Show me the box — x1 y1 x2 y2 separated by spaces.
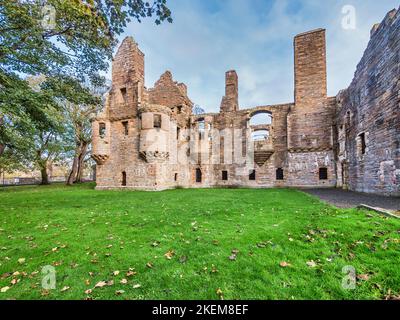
116 0 398 113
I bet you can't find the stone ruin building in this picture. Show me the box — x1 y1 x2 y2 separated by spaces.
92 8 400 196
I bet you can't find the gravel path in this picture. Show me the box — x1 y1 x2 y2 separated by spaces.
301 188 400 211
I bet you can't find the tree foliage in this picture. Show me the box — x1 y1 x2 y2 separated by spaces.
0 0 172 180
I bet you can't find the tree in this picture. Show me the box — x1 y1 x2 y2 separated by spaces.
65 101 100 185
0 0 172 159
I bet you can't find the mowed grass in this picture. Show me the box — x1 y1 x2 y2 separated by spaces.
0 183 399 300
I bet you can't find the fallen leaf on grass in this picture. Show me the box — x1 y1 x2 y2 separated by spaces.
85 289 92 294
113 270 120 276
10 278 20 285
95 280 114 288
1 286 10 293
1 273 12 279
164 250 175 260
132 284 141 289
357 274 370 281
216 288 224 300
306 260 317 268
120 279 128 284
95 281 107 288
280 261 291 268
115 290 125 295
146 262 153 269
151 241 160 247
126 269 137 277
61 286 70 292
18 258 25 264
384 289 400 300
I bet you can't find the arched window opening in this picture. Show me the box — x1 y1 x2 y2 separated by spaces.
249 112 272 126
251 130 269 141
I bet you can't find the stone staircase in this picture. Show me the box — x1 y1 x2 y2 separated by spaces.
254 151 274 167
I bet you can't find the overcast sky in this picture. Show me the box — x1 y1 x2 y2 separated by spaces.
115 0 399 113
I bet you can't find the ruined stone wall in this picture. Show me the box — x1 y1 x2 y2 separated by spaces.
92 10 399 194
336 8 400 196
288 29 334 152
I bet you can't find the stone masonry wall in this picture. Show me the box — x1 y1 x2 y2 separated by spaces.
336 7 400 196
92 9 399 195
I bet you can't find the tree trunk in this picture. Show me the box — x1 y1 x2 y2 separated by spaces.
75 142 88 183
40 166 50 185
0 115 4 157
66 148 79 185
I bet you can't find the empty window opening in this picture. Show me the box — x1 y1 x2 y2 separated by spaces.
174 173 178 181
222 170 228 181
249 112 272 126
276 168 284 180
198 119 205 140
122 121 129 135
122 171 127 186
177 127 180 140
153 114 162 128
319 168 328 180
359 133 366 155
177 106 182 114
249 169 256 181
195 168 202 183
345 111 351 127
99 123 106 138
120 87 127 103
251 130 269 141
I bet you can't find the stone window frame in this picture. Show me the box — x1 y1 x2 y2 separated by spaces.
99 122 106 139
120 87 128 104
195 168 202 183
356 132 367 159
276 168 284 180
122 171 127 186
122 121 129 136
249 169 256 181
319 167 328 180
153 114 162 129
197 118 206 140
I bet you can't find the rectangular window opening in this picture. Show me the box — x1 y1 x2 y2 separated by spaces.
276 168 284 180
99 123 106 138
195 168 202 183
120 87 127 104
319 168 328 180
359 133 366 155
122 121 129 135
249 169 256 181
222 170 228 181
154 114 162 128
122 171 127 186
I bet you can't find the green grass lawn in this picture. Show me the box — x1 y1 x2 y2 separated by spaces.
0 183 399 300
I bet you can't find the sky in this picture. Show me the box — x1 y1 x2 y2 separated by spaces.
115 0 399 113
